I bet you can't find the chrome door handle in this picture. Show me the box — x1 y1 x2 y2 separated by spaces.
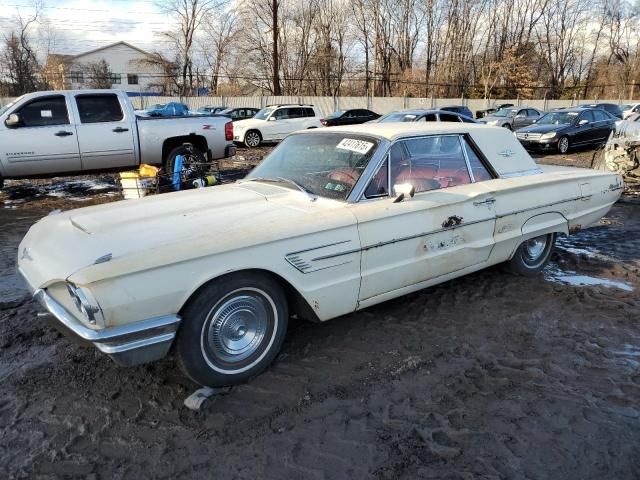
473 197 496 206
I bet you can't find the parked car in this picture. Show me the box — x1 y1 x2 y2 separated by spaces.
475 103 514 119
621 103 640 119
515 107 616 153
18 122 622 387
375 109 477 123
580 103 623 119
140 102 190 117
477 106 543 130
322 109 380 126
196 105 228 115
0 90 236 188
439 105 474 119
233 104 324 148
215 107 260 122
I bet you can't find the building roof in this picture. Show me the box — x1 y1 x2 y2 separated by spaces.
55 41 152 61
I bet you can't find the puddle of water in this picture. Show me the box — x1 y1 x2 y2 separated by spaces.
2 178 119 208
544 266 634 292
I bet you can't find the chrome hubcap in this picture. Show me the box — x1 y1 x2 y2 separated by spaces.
559 138 568 152
523 236 548 262
246 133 259 147
205 293 268 363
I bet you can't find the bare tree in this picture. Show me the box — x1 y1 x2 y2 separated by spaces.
0 7 42 95
85 59 113 89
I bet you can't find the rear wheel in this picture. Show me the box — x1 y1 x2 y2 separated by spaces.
244 130 262 148
557 136 570 154
176 272 288 387
164 144 206 176
506 233 555 276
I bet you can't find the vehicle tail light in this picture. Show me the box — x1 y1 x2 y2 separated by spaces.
320 118 327 126
225 121 233 141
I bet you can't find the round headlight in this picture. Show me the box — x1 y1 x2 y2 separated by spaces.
66 283 104 325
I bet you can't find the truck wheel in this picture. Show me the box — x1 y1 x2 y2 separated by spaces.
244 130 262 148
557 136 570 154
164 145 206 176
176 272 288 387
506 233 555 276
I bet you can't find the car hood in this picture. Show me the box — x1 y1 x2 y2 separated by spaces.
234 118 265 129
18 183 354 288
517 123 571 134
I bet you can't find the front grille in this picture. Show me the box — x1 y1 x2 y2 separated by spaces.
516 132 542 140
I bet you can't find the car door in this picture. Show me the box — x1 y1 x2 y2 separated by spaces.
574 110 595 145
353 134 497 303
271 107 297 138
1 94 81 176
591 109 612 142
72 93 137 170
512 109 529 129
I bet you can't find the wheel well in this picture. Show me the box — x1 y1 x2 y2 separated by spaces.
162 135 208 162
180 269 320 323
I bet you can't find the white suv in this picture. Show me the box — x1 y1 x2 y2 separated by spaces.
233 104 324 148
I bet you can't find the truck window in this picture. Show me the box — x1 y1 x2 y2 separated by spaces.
76 95 124 123
16 96 69 127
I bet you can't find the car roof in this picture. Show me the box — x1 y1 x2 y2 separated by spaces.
295 123 539 178
384 109 466 115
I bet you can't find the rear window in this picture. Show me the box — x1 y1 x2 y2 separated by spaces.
76 94 124 123
304 107 315 117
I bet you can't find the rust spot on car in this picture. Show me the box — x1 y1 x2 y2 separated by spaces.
442 216 463 228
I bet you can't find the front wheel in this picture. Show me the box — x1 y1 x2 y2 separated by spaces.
506 233 555 276
557 136 570 154
176 272 288 387
244 130 262 148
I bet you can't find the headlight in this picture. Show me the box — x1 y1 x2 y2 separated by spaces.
541 132 557 140
66 283 104 325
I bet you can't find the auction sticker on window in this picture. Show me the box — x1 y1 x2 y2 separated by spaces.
336 138 374 154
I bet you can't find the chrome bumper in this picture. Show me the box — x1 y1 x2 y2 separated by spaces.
33 289 181 367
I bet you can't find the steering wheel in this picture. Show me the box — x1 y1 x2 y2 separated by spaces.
328 168 359 186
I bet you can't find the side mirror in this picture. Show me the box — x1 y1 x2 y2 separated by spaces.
393 183 416 203
578 119 589 126
5 113 22 128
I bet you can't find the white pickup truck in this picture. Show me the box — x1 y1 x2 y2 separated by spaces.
0 89 236 188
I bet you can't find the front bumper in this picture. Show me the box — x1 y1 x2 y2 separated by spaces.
33 288 181 367
517 138 558 150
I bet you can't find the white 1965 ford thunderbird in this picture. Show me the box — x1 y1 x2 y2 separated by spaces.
18 123 622 386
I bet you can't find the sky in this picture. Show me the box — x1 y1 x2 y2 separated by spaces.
0 0 173 58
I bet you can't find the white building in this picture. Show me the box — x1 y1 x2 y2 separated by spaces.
44 41 165 94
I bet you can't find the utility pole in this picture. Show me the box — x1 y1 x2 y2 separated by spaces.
372 0 379 97
272 0 281 96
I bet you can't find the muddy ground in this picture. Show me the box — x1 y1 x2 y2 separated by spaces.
1 146 639 479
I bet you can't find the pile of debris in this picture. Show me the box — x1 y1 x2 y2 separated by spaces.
599 114 640 185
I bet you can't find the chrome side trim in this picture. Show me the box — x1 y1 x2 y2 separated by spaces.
34 289 181 366
285 240 355 273
500 168 544 178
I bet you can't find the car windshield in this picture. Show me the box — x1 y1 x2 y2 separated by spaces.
253 107 275 120
245 133 379 201
536 111 579 125
0 96 22 116
493 108 517 118
379 112 420 122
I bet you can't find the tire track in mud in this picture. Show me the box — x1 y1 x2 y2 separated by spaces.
1 204 640 479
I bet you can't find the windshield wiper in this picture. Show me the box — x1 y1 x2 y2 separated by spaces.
247 177 317 201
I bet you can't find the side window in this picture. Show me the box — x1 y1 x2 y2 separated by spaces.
274 108 289 120
592 110 607 122
389 135 471 194
462 137 493 182
364 157 389 198
580 111 595 123
16 96 69 127
439 113 461 122
304 107 315 117
76 95 124 123
423 113 437 122
528 109 539 116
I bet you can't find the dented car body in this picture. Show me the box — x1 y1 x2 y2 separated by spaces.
18 123 623 386
602 114 640 184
